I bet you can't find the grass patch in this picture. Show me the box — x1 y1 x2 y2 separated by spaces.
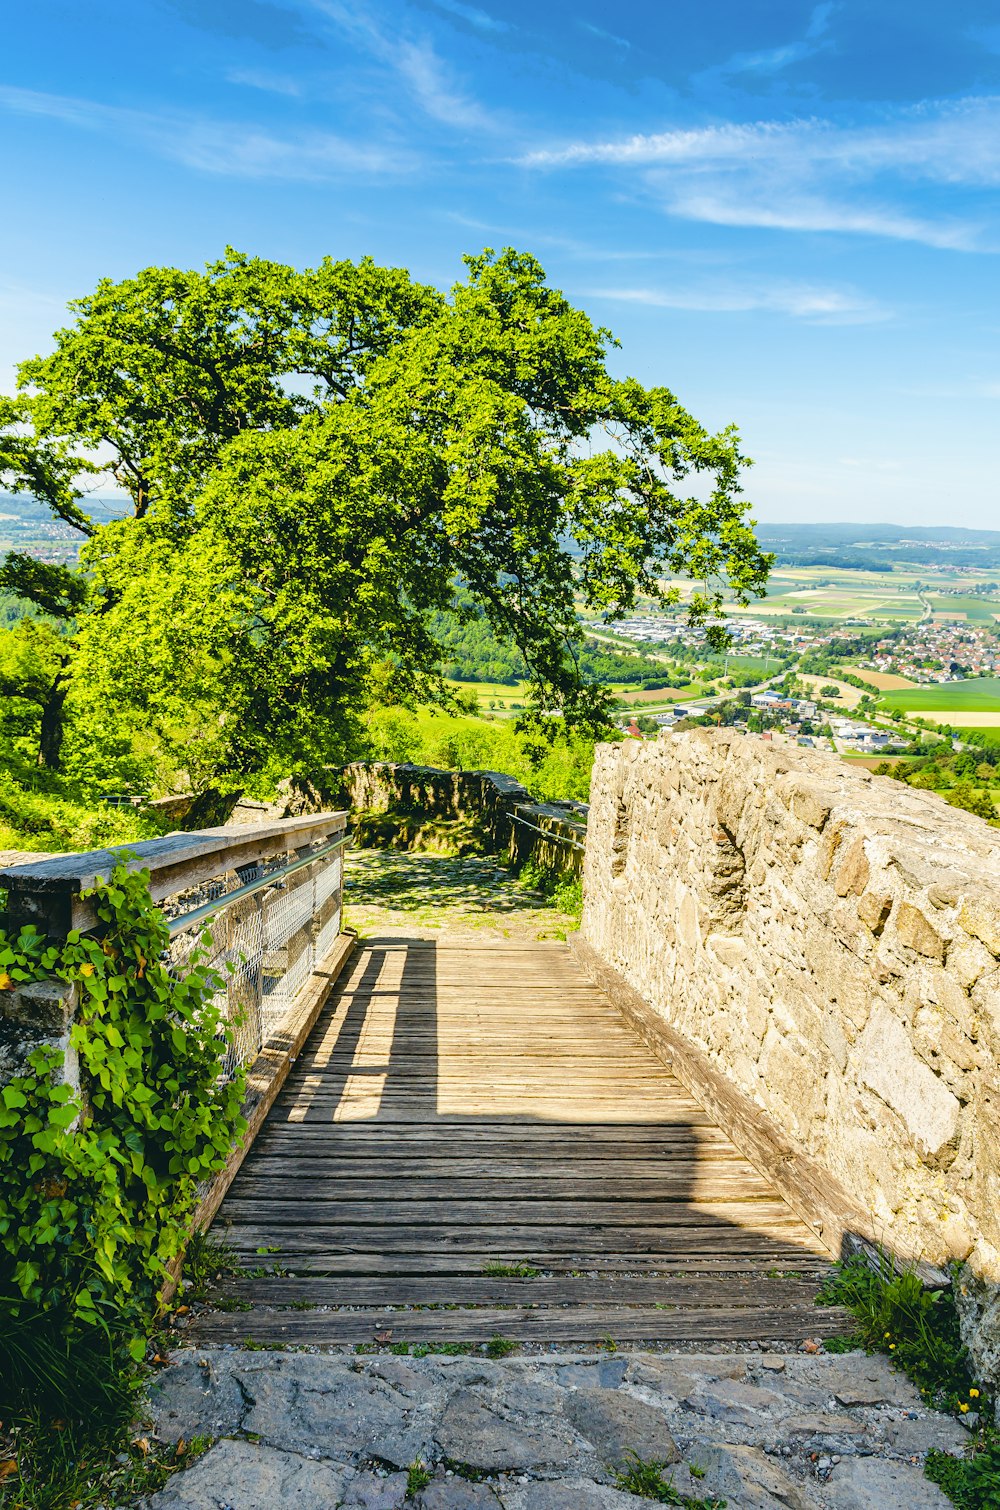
406 1459 433 1497
0 1308 212 1510
614 1451 726 1507
516 859 582 923
926 1436 1000 1509
817 1250 997 1507
482 1260 541 1278
180 1231 242 1302
485 1334 517 1358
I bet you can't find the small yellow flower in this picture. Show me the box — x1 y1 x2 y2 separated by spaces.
889 1344 896 1350
960 1403 970 1413
0 971 12 991
883 1331 891 1339
970 1389 980 1398
79 962 95 977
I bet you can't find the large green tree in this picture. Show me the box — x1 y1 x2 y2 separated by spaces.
4 247 771 784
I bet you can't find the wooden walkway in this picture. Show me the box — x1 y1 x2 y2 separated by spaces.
198 937 842 1345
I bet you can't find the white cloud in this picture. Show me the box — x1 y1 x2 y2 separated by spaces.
664 190 978 251
0 84 414 178
395 37 497 130
587 280 887 324
521 98 1000 183
709 1 836 78
225 67 304 96
310 0 503 132
428 0 510 33
578 21 630 52
519 96 1000 251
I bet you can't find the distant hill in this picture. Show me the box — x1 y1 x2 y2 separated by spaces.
756 522 1000 570
0 492 127 527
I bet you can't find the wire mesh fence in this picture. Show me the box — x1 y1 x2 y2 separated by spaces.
164 835 347 1080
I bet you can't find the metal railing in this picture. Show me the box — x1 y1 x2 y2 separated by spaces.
166 832 349 1078
0 811 350 1083
512 810 587 852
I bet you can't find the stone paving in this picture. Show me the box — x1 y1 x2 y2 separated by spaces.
343 850 579 942
144 1347 964 1508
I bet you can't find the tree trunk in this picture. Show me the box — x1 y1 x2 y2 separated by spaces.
37 672 67 770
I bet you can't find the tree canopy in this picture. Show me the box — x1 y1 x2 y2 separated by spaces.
2 247 770 786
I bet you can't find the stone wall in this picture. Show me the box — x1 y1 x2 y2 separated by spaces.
580 728 1000 1380
236 764 588 877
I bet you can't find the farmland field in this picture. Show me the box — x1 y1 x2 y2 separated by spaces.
444 678 528 711
840 666 917 690
915 712 1000 726
797 672 863 708
926 595 1000 622
616 683 705 705
879 677 1000 712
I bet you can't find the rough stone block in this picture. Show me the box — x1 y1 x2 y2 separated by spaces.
823 1455 952 1508
0 978 77 1088
857 889 892 935
435 1386 577 1472
688 1444 821 1510
414 1479 501 1509
894 902 946 961
562 1387 678 1467
959 899 1000 958
145 1439 354 1510
858 1005 961 1163
833 839 870 899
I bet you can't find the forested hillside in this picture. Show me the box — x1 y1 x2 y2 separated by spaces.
431 600 667 687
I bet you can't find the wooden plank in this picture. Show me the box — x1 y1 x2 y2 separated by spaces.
569 934 863 1259
222 1252 832 1277
238 1154 753 1176
192 1304 849 1344
218 1224 826 1255
218 1275 830 1307
220 1197 807 1227
2 813 348 933
227 1174 779 1201
249 1129 728 1147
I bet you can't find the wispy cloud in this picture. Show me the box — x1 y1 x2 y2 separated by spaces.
587 280 887 324
0 84 414 177
518 97 1000 251
578 20 630 52
395 37 497 129
427 0 510 34
520 98 1000 184
311 0 503 132
225 66 304 96
663 190 977 251
711 1 837 78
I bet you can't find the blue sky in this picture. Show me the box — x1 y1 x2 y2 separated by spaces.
2 0 999 526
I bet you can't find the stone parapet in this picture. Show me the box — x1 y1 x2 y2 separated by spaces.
580 728 1000 1382
248 764 588 877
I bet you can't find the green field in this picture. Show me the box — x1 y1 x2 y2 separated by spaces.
879 678 1000 712
926 595 1000 622
957 726 1000 746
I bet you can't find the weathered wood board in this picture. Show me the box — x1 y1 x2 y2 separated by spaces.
201 936 836 1345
